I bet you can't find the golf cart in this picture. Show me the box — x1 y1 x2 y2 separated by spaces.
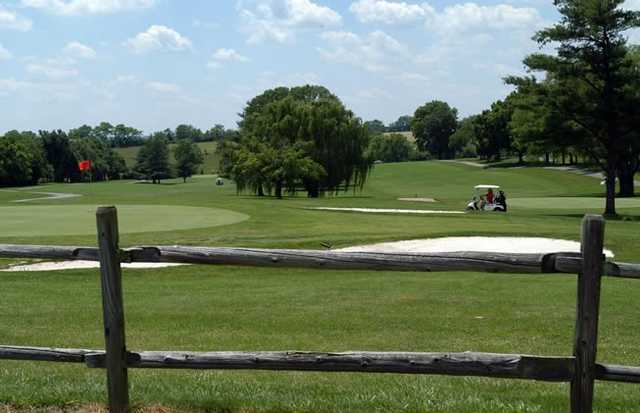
466 184 506 212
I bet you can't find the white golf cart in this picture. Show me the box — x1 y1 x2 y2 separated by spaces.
466 184 506 212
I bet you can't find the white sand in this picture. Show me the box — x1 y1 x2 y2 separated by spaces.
312 207 464 214
337 237 614 257
1 261 186 272
398 198 437 203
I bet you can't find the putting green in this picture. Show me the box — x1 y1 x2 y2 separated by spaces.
0 205 249 237
509 197 640 209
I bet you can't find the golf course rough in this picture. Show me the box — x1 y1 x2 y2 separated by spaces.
0 205 249 237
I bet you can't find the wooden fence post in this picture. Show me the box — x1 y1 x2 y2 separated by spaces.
96 206 130 413
570 214 605 413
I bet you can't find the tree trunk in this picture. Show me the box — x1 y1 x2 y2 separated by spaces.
545 153 550 164
604 166 617 217
618 167 636 198
617 156 638 198
275 182 283 199
518 151 524 164
257 186 265 197
183 177 187 183
561 150 566 165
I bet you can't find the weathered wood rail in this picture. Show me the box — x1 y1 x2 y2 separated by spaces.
1 209 639 413
2 245 640 278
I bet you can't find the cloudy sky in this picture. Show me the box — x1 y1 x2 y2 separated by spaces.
1 0 638 134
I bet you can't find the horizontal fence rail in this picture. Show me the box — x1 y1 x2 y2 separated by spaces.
2 345 640 384
1 210 639 413
1 244 640 278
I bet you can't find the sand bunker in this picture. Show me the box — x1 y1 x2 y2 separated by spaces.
398 198 437 203
337 237 614 257
1 261 186 272
312 207 463 215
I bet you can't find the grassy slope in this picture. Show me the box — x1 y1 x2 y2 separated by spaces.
115 141 220 175
1 161 639 412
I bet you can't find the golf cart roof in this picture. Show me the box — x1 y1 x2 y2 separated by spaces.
474 184 500 189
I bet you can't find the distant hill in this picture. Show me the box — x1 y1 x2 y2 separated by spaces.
115 141 220 175
383 131 415 142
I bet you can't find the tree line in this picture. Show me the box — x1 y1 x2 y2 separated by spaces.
0 122 235 186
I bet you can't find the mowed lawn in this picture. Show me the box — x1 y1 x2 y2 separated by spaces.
1 161 640 412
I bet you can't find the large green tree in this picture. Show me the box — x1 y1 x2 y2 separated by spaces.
367 133 415 163
40 130 79 183
411 101 458 160
0 131 51 187
135 133 172 183
174 139 204 182
228 85 371 197
508 0 640 215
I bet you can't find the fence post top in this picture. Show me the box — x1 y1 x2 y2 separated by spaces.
96 206 118 215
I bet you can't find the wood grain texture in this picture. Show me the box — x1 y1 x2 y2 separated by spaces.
1 244 639 278
571 215 605 413
96 207 130 413
85 350 574 381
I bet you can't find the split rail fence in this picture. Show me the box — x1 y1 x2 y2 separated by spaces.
1 207 640 413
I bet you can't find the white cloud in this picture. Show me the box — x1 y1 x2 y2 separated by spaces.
124 25 192 54
349 1 542 34
26 60 79 80
63 41 97 59
0 44 12 61
238 0 342 44
318 30 409 72
20 0 155 15
428 3 542 34
0 6 33 31
208 48 250 69
212 48 250 62
350 0 433 25
145 81 181 93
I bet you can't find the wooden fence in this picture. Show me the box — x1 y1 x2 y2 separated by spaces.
1 207 640 413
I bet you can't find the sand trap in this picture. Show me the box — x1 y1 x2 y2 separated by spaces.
398 198 437 203
1 261 186 272
337 237 614 257
11 191 82 203
312 207 464 215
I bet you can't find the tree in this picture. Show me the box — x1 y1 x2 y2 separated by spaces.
508 0 640 215
364 119 387 135
174 139 204 182
71 136 127 181
411 101 458 159
473 99 514 162
176 124 203 142
367 133 415 162
449 116 478 158
40 130 79 182
387 115 412 132
230 85 372 197
0 131 51 187
135 133 172 183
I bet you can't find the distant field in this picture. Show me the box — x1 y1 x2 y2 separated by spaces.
1 161 639 412
384 131 415 141
115 141 220 174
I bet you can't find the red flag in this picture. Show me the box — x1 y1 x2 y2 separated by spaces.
78 160 92 171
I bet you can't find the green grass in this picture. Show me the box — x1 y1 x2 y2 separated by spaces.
0 205 247 236
510 197 640 209
115 141 220 174
1 160 639 412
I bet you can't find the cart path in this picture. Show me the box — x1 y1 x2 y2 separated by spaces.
544 166 640 186
9 191 83 203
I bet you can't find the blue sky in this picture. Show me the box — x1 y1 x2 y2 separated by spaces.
0 0 638 134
